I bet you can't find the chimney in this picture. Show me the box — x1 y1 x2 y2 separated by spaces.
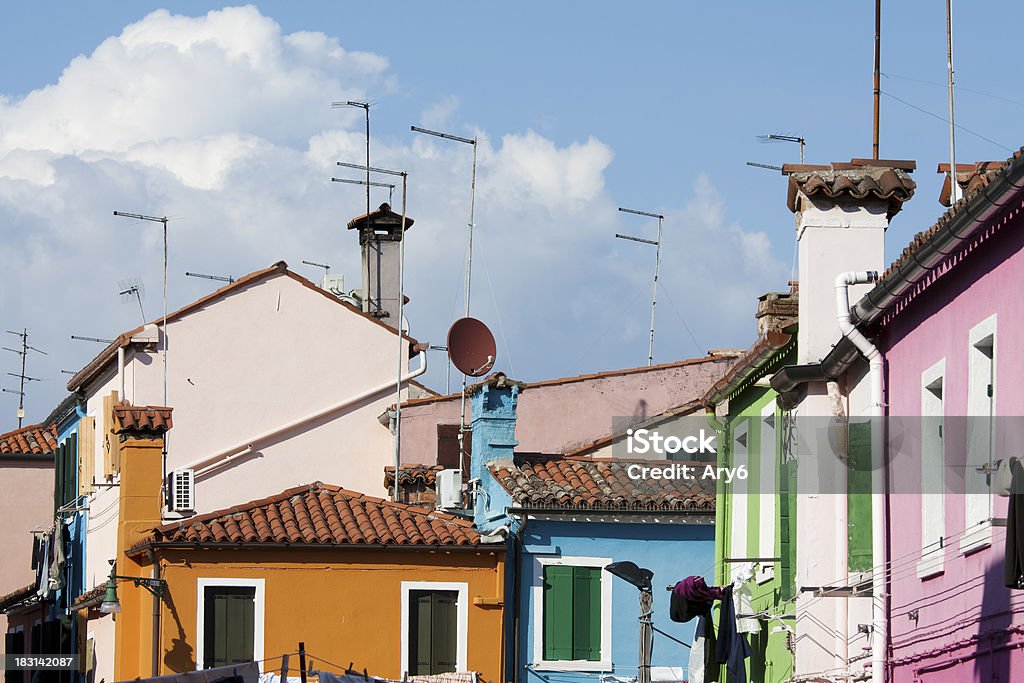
755 282 799 335
347 202 415 327
784 159 915 364
467 372 525 529
111 402 172 681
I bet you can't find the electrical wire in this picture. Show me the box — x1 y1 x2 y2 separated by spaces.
880 90 1012 152
656 283 702 357
882 72 1024 109
474 235 518 379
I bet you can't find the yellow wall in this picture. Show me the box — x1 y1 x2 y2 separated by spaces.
116 547 505 682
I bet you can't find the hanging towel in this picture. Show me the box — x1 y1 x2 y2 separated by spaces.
731 565 760 635
714 585 751 680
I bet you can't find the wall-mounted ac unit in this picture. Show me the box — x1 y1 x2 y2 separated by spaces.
169 469 195 512
436 469 463 510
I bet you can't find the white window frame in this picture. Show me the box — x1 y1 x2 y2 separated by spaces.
962 314 997 554
531 556 612 672
757 404 776 583
400 581 469 678
918 358 946 579
196 578 265 671
730 421 749 583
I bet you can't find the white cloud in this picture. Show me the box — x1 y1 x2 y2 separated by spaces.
0 6 785 430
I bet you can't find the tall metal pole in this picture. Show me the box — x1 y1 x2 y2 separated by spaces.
873 0 881 159
394 171 408 503
945 0 960 203
17 328 26 428
616 208 664 366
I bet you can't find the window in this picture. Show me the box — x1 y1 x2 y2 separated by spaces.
5 630 24 683
401 582 468 678
196 579 264 670
532 557 611 671
408 590 458 675
918 359 945 578
963 315 996 553
437 425 469 470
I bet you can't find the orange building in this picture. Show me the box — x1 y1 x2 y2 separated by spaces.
76 403 505 682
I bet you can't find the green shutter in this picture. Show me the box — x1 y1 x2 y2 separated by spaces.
54 442 66 514
848 422 873 573
779 460 797 601
204 587 255 667
408 590 458 675
572 567 601 661
543 566 574 660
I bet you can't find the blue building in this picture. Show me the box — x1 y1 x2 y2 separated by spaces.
465 374 716 683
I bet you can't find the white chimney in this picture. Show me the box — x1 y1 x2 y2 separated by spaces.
346 203 414 328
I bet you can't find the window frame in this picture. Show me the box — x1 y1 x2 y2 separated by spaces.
400 581 468 679
757 403 777 584
962 314 997 554
195 578 265 670
918 358 946 579
531 556 612 672
729 421 750 583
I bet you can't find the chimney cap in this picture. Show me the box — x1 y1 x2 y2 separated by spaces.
467 372 527 396
784 159 917 218
112 401 173 435
346 202 415 232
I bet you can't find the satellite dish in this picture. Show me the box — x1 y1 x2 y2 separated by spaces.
447 317 496 377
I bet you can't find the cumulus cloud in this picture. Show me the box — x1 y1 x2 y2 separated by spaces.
0 5 785 429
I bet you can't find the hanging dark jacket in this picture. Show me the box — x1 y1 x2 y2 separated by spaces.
715 585 751 679
1005 458 1024 589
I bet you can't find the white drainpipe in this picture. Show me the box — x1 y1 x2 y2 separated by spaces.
188 349 428 477
835 271 885 683
117 346 126 399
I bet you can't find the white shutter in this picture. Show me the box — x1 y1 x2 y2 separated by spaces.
171 469 195 512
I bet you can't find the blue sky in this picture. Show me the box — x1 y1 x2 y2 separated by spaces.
2 2 1023 431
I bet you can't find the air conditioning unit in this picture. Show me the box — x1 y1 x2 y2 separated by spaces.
169 469 195 512
320 274 345 296
436 469 463 510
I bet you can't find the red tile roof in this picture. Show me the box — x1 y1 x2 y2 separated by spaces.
384 464 445 488
132 482 482 553
701 331 794 407
783 159 916 218
489 455 715 512
0 423 57 457
937 161 1007 207
0 583 39 612
113 403 173 434
72 584 106 611
67 261 419 393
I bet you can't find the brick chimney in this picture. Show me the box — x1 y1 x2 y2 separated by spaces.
112 402 172 681
784 159 915 364
467 373 525 530
755 281 799 335
347 202 415 327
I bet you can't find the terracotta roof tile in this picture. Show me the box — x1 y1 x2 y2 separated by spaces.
112 402 173 434
384 464 445 488
72 584 106 611
0 423 57 457
137 482 481 551
784 159 916 218
937 161 1007 206
489 455 715 512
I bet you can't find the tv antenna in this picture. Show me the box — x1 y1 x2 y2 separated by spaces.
411 125 479 443
302 260 331 277
331 177 396 204
71 335 114 344
186 271 234 284
336 159 408 503
332 100 373 232
3 328 47 428
757 133 806 164
616 207 664 366
745 161 784 172
118 278 146 323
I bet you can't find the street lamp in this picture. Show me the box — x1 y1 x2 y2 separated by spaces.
605 561 654 683
98 561 167 614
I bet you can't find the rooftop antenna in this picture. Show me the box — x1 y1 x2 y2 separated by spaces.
337 159 408 503
114 209 170 498
411 125 479 463
71 335 115 344
301 260 331 278
758 133 806 164
616 207 664 367
185 271 234 284
945 0 961 203
118 277 146 323
745 161 784 172
3 328 46 428
873 0 881 159
332 101 372 232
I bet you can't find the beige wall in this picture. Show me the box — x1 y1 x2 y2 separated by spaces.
0 459 54 649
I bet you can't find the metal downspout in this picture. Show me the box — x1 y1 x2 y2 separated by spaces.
147 549 161 677
835 271 886 683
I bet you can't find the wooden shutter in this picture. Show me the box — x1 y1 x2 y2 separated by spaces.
5 632 24 683
204 586 255 668
408 590 458 675
64 432 78 508
54 441 66 514
102 391 121 479
78 417 96 496
571 567 601 661
779 459 797 601
847 421 873 573
437 425 469 469
543 565 575 660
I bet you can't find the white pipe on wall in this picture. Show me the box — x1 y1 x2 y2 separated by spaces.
188 349 427 477
835 271 885 683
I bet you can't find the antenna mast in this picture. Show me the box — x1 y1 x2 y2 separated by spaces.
3 329 46 428
873 0 881 159
945 0 961 203
616 208 665 366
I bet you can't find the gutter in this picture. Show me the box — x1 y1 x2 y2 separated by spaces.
185 349 427 477
701 331 793 407
851 149 1024 328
